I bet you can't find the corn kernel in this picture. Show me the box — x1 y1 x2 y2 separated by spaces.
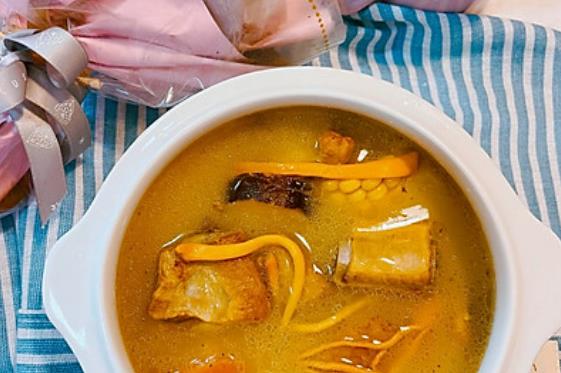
384 178 401 189
367 183 388 200
349 189 366 202
329 192 347 204
339 179 361 194
323 180 339 192
361 178 382 191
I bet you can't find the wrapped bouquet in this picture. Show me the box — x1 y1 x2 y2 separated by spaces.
0 0 475 222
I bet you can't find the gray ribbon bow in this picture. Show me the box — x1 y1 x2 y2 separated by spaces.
0 27 90 223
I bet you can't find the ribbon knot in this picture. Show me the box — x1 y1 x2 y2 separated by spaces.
0 27 90 223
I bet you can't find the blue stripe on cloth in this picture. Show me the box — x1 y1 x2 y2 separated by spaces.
469 16 493 153
102 99 118 179
124 104 139 150
2 217 21 310
57 160 76 238
338 17 358 70
17 363 82 373
446 13 476 134
488 18 516 188
81 93 97 211
146 107 160 127
359 8 394 81
1 3 561 371
17 314 55 330
17 340 73 355
27 215 47 309
398 7 433 101
510 21 542 219
554 33 561 234
381 6 414 91
353 15 376 75
423 12 456 119
532 25 561 234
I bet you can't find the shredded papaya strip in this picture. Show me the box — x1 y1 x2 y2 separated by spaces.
264 253 280 294
175 234 305 327
305 361 379 373
235 152 419 180
290 298 370 333
299 326 417 359
386 328 429 372
370 350 387 368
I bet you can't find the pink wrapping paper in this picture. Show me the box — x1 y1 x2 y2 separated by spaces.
0 0 475 204
388 0 475 12
0 120 29 201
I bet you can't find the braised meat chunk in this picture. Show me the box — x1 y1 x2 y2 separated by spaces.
318 130 356 164
149 231 271 323
228 173 312 212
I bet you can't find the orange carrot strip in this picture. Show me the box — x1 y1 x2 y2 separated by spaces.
175 234 305 327
235 152 419 180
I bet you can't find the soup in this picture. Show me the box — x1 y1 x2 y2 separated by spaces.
116 107 495 373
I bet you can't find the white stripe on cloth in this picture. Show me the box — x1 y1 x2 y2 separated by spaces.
0 232 16 368
16 309 45 315
481 17 502 165
543 28 561 223
137 105 146 136
74 154 85 223
371 6 399 82
116 101 127 161
45 201 61 257
327 45 343 70
460 16 484 144
364 16 384 78
348 26 366 73
438 13 465 123
393 7 422 97
16 353 77 365
523 24 550 226
416 11 444 110
94 94 106 193
502 20 529 206
17 328 63 340
20 205 37 310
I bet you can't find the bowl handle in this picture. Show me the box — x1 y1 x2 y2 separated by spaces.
506 214 561 372
42 222 113 372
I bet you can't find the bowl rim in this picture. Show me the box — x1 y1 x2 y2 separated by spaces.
43 67 561 373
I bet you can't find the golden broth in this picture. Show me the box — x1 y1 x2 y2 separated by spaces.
116 106 495 372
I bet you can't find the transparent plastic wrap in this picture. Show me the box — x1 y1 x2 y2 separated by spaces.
5 0 346 107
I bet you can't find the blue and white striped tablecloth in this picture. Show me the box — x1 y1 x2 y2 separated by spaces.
1 3 561 372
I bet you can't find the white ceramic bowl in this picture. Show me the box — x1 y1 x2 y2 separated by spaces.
43 67 561 373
